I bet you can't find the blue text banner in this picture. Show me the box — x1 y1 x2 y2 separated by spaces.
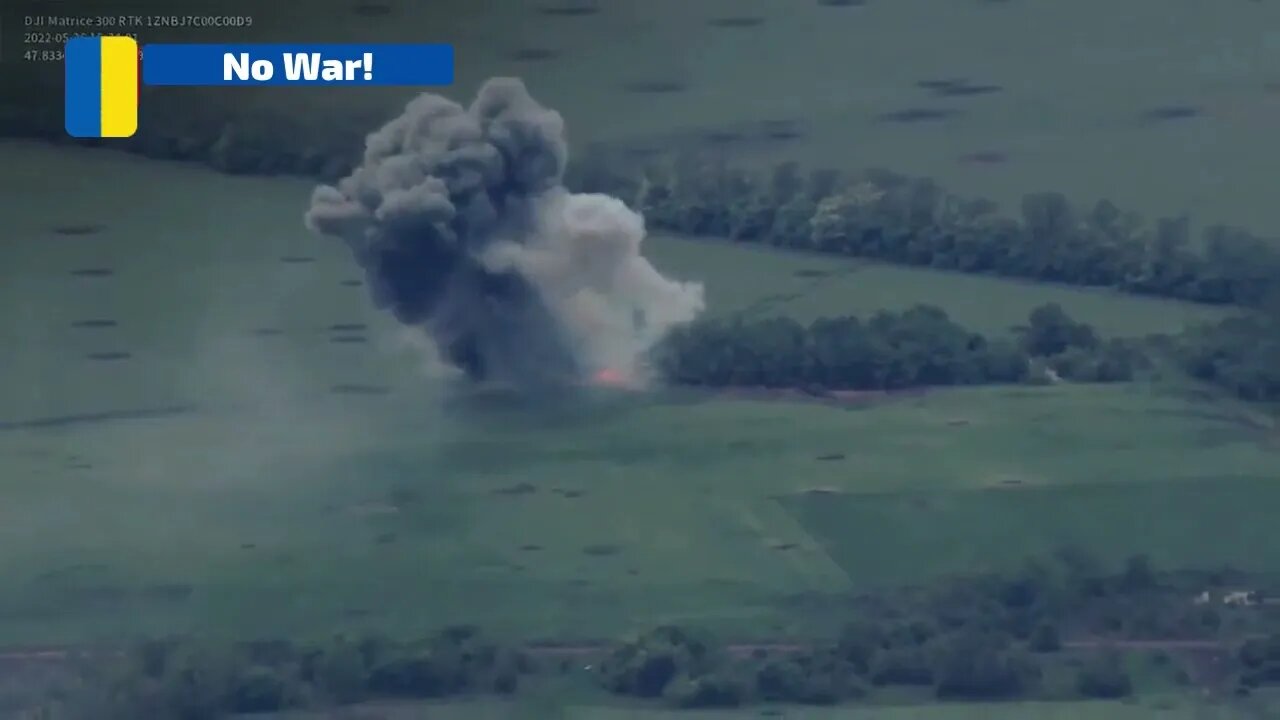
141 43 454 86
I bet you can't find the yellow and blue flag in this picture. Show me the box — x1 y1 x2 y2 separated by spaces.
65 36 139 138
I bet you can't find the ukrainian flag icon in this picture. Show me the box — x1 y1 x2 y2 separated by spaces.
65 36 139 138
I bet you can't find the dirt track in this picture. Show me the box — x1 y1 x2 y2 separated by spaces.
0 637 1240 666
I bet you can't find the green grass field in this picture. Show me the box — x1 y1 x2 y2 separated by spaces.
2 379 1275 645
0 141 1276 650
7 3 1280 712
786 476 1280 590
643 237 1228 334
17 0 1279 234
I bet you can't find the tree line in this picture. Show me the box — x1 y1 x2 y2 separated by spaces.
652 291 1280 404
12 95 1276 402
13 94 1276 314
657 302 1143 391
573 150 1279 404
64 625 530 719
1173 312 1280 403
44 552 1280 717
569 151 1280 310
597 552 1237 709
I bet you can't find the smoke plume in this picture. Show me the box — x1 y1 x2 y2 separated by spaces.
305 78 703 387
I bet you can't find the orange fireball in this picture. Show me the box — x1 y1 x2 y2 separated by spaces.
592 368 628 386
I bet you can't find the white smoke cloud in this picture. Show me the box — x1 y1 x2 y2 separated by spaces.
306 77 703 388
482 189 705 382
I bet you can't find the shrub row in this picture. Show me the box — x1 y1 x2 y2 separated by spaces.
6 86 1274 401
52 552 1264 717
657 302 1144 390
575 152 1280 309
77 626 528 720
598 553 1272 709
1173 313 1280 402
6 82 1277 311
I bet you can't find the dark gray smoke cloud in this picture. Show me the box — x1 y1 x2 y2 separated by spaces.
305 78 703 387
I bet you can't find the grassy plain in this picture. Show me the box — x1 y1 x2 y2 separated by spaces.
4 2 1280 717
642 236 1228 334
16 0 1280 233
7 0 1280 707
0 142 1275 649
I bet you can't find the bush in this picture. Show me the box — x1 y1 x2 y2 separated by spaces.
1076 652 1133 699
753 650 866 706
1236 633 1280 689
597 626 726 699
754 657 808 702
1120 554 1159 592
228 665 298 713
1028 623 1062 653
1239 635 1280 668
656 302 1145 392
133 638 182 679
931 630 1039 700
1176 314 1280 402
658 305 1037 390
367 649 458 698
870 648 934 687
835 622 883 673
1020 303 1098 357
61 629 537 718
664 670 747 708
154 645 238 720
306 636 369 703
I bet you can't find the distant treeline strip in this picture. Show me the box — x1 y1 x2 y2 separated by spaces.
569 152 1280 310
6 89 1278 311
4 92 1274 400
40 554 1280 716
659 303 1141 390
661 303 1280 402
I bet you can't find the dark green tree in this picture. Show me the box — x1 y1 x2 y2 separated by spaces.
1076 652 1132 698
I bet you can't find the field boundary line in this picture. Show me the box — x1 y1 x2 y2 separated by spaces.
0 636 1249 666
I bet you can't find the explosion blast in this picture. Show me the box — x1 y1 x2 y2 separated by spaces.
305 78 704 389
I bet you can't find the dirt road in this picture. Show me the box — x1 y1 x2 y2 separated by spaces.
0 636 1240 667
